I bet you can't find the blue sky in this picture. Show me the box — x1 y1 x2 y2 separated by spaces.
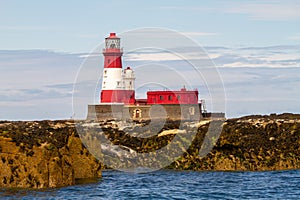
0 0 300 120
1 0 300 52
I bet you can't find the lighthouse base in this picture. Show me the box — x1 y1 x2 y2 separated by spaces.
87 104 205 121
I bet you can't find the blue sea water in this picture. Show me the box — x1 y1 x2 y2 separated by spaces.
1 170 299 199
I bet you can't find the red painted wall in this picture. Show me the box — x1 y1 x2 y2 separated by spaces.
147 89 198 104
101 90 135 104
103 49 123 68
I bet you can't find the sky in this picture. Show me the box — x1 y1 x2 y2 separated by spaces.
0 0 300 120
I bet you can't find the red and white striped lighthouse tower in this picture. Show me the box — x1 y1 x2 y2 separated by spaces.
100 33 135 104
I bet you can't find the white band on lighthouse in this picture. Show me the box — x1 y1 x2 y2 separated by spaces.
101 68 135 91
102 68 123 90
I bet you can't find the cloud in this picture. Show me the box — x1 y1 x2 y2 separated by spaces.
45 83 75 90
124 45 300 68
182 32 219 37
0 53 99 92
221 62 298 68
225 1 300 20
158 6 213 12
0 26 52 31
1 46 300 119
78 53 102 58
0 50 83 120
125 52 212 61
158 1 300 21
288 34 300 41
75 34 100 39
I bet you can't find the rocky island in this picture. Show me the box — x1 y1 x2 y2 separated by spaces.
0 113 299 188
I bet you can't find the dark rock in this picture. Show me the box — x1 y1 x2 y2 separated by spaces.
0 120 102 189
0 113 299 188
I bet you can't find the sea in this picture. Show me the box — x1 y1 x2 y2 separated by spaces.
1 170 299 199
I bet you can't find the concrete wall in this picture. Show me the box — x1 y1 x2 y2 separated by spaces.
87 104 124 120
202 112 225 119
87 104 203 121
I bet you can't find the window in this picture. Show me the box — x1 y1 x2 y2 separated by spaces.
104 70 107 74
134 109 142 118
160 95 163 100
189 107 195 115
177 95 181 100
117 81 120 86
110 44 116 48
108 59 111 64
168 95 172 100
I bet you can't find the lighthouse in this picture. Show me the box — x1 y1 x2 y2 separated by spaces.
87 32 225 121
100 33 135 104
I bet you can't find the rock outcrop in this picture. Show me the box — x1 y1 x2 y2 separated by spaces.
0 120 102 189
87 113 299 171
0 113 299 188
170 113 300 171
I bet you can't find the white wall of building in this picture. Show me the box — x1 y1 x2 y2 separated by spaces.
123 68 135 91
